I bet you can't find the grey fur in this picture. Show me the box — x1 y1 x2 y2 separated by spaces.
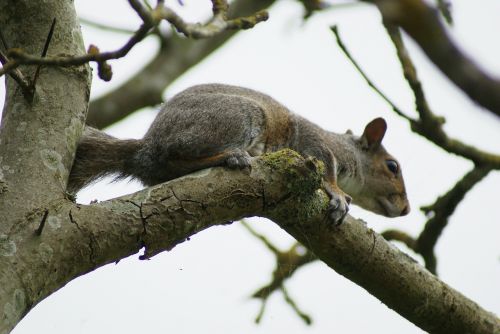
68 84 409 221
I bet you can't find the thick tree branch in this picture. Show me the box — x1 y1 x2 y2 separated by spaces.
365 0 500 118
1 151 498 333
0 1 91 234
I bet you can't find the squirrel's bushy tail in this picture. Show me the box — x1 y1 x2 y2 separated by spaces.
67 127 142 194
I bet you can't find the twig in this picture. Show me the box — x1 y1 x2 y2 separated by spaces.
415 165 491 274
156 5 268 39
0 26 9 50
129 0 154 25
0 25 33 95
35 209 49 236
0 50 31 93
383 165 491 274
30 18 57 97
241 220 316 324
79 17 136 35
436 0 453 24
330 25 413 121
0 1 268 79
281 285 312 325
381 230 416 250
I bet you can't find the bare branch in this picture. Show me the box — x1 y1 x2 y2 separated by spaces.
382 22 500 168
241 220 315 323
79 17 136 34
330 25 413 121
0 1 268 79
415 165 491 273
331 24 500 168
367 0 500 118
381 229 416 250
435 0 453 24
155 5 268 39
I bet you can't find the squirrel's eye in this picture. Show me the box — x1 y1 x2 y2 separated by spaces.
386 159 398 175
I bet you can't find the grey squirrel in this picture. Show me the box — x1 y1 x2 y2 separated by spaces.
68 83 410 224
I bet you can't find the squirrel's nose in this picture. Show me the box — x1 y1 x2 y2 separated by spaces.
400 205 410 216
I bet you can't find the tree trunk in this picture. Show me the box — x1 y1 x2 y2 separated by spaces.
0 0 91 331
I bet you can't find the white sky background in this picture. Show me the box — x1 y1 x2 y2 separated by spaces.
1 0 499 333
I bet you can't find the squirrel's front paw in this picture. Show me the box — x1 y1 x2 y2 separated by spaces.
323 182 352 226
226 149 251 170
328 192 351 225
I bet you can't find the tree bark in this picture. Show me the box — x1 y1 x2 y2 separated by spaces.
0 0 91 331
0 0 91 231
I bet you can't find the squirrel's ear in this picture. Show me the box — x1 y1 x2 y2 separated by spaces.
361 117 387 149
345 129 353 135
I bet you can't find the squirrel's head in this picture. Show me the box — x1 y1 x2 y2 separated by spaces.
343 118 410 217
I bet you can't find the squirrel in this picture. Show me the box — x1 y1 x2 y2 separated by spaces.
68 83 410 224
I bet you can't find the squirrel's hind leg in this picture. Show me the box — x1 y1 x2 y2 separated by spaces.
165 148 252 179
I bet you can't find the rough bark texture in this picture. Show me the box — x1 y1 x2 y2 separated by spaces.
0 0 91 331
0 0 91 232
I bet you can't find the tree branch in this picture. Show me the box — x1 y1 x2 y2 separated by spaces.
1 151 498 333
366 0 500 118
242 221 315 324
0 0 268 79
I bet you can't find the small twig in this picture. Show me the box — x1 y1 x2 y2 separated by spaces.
241 220 281 254
0 49 32 92
211 0 229 17
242 220 316 324
0 26 32 95
415 165 491 274
79 17 136 35
30 18 57 96
254 297 267 324
156 5 268 39
35 209 49 236
129 0 154 25
0 26 9 50
330 25 413 122
381 230 416 250
281 285 312 325
436 0 453 24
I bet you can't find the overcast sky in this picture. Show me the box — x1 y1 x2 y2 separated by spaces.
2 0 499 333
